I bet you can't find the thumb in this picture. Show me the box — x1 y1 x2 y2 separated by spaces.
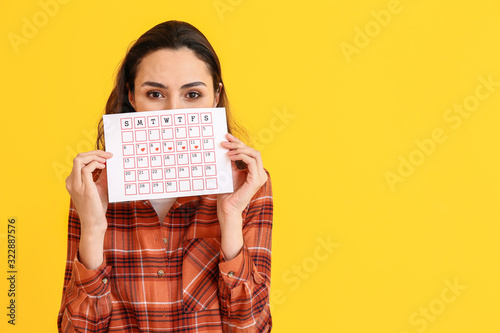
95 168 109 193
96 168 109 212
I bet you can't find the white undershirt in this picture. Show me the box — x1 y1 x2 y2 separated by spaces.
149 198 177 222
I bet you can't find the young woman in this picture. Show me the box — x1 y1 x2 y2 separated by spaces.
58 21 273 332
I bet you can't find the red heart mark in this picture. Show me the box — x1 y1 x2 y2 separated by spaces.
195 145 198 149
141 148 145 152
168 147 172 150
155 148 159 151
182 146 186 149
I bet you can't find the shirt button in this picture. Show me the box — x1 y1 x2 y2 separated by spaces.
158 270 165 277
102 278 108 284
163 238 167 244
228 271 235 278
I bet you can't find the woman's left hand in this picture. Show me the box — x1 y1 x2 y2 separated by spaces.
217 133 268 222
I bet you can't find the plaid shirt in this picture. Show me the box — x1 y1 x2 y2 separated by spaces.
57 172 273 332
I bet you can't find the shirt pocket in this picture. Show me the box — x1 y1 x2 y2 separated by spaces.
182 238 221 313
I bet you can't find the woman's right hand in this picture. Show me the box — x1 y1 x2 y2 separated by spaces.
65 150 113 234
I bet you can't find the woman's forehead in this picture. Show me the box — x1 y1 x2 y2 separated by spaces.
136 48 213 87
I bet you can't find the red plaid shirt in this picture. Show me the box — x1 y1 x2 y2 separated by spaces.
57 172 273 332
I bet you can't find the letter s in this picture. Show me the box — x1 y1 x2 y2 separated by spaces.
281 270 301 291
409 312 428 333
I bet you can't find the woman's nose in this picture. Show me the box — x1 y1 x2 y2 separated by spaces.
165 98 180 110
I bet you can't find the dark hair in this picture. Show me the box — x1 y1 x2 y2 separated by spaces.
96 20 246 149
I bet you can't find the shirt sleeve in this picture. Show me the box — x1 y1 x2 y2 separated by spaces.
218 170 273 332
57 200 113 333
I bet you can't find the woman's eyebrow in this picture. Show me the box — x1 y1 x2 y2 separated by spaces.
140 81 207 89
181 81 207 89
141 81 167 88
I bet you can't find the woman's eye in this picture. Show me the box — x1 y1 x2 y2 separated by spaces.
147 91 163 99
187 91 201 99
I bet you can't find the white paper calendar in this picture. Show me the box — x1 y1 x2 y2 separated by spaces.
103 108 234 203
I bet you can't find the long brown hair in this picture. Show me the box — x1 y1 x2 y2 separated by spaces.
96 20 246 149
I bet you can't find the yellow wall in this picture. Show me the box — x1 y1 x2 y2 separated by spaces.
1 0 500 332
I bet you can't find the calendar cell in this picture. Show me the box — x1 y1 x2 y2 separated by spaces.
149 142 161 154
138 183 150 194
202 126 213 137
163 141 174 153
148 116 159 127
204 151 216 163
177 153 189 165
123 144 134 156
152 182 164 193
202 138 214 150
161 115 173 126
166 181 177 192
175 127 187 138
135 130 147 142
125 183 137 195
149 129 160 141
164 168 176 179
176 140 188 152
174 113 186 125
121 118 133 130
123 158 135 169
122 131 134 142
201 113 212 124
137 156 149 168
162 128 174 139
179 180 191 192
136 143 148 155
205 164 217 176
191 165 203 177
206 178 218 190
190 152 202 164
187 113 199 124
178 167 190 178
190 139 201 151
164 154 176 166
124 170 136 182
151 168 163 180
192 179 204 191
138 169 150 181
188 126 200 138
135 117 146 128
150 155 162 167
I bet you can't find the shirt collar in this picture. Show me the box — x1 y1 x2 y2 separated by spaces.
171 195 203 209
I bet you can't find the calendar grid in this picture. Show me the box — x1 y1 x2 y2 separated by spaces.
122 113 219 196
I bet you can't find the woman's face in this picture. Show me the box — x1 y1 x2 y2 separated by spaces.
129 47 220 111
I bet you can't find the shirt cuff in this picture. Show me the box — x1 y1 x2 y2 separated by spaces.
72 255 112 296
219 246 264 289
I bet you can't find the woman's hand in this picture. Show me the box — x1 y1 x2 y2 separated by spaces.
218 134 268 217
65 150 112 269
217 134 268 259
65 150 112 231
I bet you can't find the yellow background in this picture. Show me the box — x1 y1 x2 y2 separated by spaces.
1 0 500 332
